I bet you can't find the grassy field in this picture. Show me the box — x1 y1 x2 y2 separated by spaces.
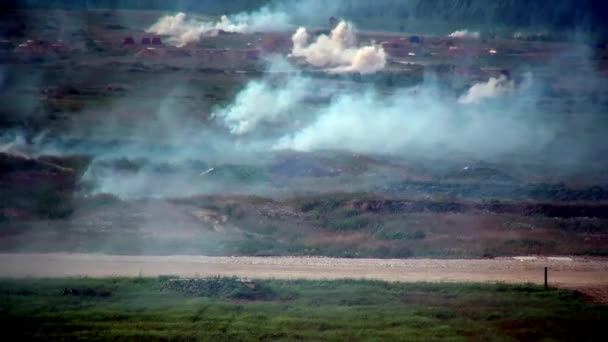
3 191 608 258
0 277 606 341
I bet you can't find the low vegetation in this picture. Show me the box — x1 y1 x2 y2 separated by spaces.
0 277 606 341
2 191 608 258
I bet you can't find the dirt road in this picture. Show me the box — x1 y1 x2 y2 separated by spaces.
0 253 606 286
3 253 608 301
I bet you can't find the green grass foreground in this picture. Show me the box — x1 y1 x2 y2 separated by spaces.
0 277 606 341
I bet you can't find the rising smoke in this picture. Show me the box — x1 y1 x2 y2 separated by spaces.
4 1 607 201
458 73 533 104
209 54 555 161
271 73 552 157
448 30 481 39
212 76 311 135
291 21 386 74
147 8 290 46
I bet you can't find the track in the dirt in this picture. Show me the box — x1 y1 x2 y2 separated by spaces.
1 253 606 287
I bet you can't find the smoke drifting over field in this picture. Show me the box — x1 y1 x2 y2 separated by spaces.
458 73 533 104
208 54 552 159
291 21 386 74
213 45 604 165
212 77 311 135
269 73 551 157
3 1 608 202
147 8 290 46
3 0 608 263
448 30 480 39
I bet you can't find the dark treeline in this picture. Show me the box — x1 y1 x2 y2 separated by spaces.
333 0 608 30
5 0 608 35
2 0 269 13
316 0 608 37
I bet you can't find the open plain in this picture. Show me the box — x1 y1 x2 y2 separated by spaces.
2 1 608 340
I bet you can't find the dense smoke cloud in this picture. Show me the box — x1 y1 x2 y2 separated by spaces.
212 77 311 135
291 21 386 74
272 75 551 157
5 1 607 201
448 30 480 39
207 55 556 160
458 73 533 104
147 8 290 46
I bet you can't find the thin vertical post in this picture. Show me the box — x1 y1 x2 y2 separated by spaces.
544 267 548 289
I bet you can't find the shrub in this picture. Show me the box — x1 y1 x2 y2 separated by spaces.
329 216 379 231
81 193 122 208
290 193 369 213
35 192 74 219
375 229 426 240
161 277 278 301
504 239 556 248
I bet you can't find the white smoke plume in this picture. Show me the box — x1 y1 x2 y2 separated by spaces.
291 21 386 74
273 79 551 157
448 29 480 39
147 8 290 47
210 52 548 158
212 77 310 135
458 73 533 104
458 75 515 104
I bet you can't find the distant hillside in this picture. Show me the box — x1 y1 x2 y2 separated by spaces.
334 0 608 31
1 0 268 13
6 0 608 36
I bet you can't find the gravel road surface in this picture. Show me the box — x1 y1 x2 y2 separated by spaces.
1 253 606 288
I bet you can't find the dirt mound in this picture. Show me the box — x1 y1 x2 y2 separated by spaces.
269 151 384 178
38 154 92 177
575 286 608 305
270 154 341 177
347 199 465 213
63 287 112 297
0 151 72 174
0 151 89 219
346 198 608 218
444 166 515 182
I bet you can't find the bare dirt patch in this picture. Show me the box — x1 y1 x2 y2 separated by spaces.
1 253 607 303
